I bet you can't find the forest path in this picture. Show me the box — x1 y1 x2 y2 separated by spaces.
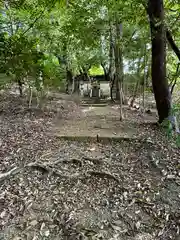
51 104 157 140
1 94 180 240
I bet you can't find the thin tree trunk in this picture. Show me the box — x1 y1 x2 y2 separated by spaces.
115 20 123 120
28 86 33 108
130 53 142 107
119 26 124 105
66 68 73 94
108 22 115 102
114 44 120 101
71 76 79 94
110 74 115 102
63 0 70 96
119 39 124 119
146 60 151 88
143 44 147 113
114 21 120 101
130 78 140 107
170 63 180 94
166 30 180 61
18 78 23 97
119 81 123 121
148 0 171 123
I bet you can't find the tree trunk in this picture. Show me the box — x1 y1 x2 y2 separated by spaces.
130 52 142 107
101 63 109 82
81 67 90 82
146 60 151 87
114 43 120 101
148 0 171 123
73 77 80 94
18 78 23 97
130 78 140 107
108 22 115 102
119 41 124 109
115 21 123 120
143 44 147 112
144 4 180 62
110 75 115 102
66 68 73 94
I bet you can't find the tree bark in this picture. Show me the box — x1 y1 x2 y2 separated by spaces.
115 21 123 120
166 30 180 61
130 52 142 107
65 68 73 94
148 0 171 123
114 43 120 101
169 63 180 94
110 75 115 102
17 78 23 97
144 3 180 65
143 44 147 112
101 63 110 82
108 22 115 102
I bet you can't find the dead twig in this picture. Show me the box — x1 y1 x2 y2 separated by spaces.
117 212 135 236
45 158 82 167
0 167 21 182
26 162 51 174
86 171 120 183
62 158 82 167
82 156 103 165
0 163 69 182
26 162 69 178
46 155 102 167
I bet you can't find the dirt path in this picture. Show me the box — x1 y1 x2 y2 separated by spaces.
51 105 157 139
0 94 180 240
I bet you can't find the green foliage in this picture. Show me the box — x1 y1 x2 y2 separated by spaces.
162 104 180 147
0 32 45 85
42 56 66 89
173 104 180 147
172 103 180 126
89 66 104 76
0 74 12 89
0 0 179 95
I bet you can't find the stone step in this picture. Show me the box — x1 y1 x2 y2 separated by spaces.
53 135 138 143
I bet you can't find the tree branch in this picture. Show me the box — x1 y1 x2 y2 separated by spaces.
166 30 180 61
170 63 180 94
101 62 108 75
21 8 46 36
143 3 180 61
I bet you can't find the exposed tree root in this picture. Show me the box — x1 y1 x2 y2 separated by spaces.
0 167 21 182
26 162 69 178
0 161 119 184
117 212 135 235
0 165 121 185
40 154 104 167
86 171 120 183
82 156 103 165
27 162 52 174
45 158 82 167
61 158 82 167
0 163 68 182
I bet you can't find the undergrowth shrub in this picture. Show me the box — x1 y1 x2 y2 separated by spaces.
164 104 180 147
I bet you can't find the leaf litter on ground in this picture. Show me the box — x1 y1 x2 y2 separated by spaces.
0 93 180 240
